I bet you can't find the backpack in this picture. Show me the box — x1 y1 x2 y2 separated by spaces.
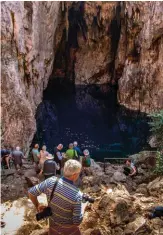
83 156 91 167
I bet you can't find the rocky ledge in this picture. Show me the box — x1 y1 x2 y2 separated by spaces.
1 151 163 235
80 152 163 235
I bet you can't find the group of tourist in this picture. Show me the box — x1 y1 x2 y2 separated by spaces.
28 142 91 234
0 141 91 177
1 145 25 170
1 142 137 179
31 141 91 179
1 143 162 234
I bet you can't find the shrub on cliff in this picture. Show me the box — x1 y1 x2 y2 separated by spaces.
148 110 163 148
154 151 163 175
148 110 163 174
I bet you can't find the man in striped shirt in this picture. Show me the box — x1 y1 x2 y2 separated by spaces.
28 160 83 235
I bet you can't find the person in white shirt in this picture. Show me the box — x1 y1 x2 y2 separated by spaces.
123 159 137 176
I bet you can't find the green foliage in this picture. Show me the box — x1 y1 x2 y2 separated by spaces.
154 151 163 175
148 110 163 148
148 110 163 175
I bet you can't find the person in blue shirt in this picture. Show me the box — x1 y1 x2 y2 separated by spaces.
28 159 83 235
145 206 163 219
1 145 11 169
73 142 82 161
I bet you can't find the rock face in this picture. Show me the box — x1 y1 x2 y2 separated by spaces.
75 2 118 85
117 2 163 113
1 1 163 151
80 160 163 235
1 1 60 151
147 176 163 196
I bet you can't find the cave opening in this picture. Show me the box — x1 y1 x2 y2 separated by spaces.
32 2 150 161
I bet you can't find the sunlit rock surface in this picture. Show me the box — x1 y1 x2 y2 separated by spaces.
117 2 163 113
1 196 48 235
1 1 60 151
1 1 163 151
1 152 162 235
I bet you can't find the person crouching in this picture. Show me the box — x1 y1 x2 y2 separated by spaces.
123 159 137 176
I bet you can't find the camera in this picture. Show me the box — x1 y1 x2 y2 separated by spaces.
36 194 95 221
82 194 95 203
36 206 52 221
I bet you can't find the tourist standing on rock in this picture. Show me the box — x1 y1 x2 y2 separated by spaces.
11 146 24 171
38 145 49 171
28 159 83 235
1 145 11 169
39 154 60 179
73 141 82 161
82 149 91 168
31 144 40 166
66 143 78 160
54 144 64 175
123 159 137 176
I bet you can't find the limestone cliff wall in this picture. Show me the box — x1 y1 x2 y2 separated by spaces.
75 2 118 85
1 1 163 151
73 2 163 112
1 1 60 151
117 2 163 113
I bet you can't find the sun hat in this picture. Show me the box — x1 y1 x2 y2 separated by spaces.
46 154 54 160
83 149 89 156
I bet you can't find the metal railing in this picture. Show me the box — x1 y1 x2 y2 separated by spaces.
103 151 158 172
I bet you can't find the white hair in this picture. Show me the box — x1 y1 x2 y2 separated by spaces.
73 141 78 146
63 160 81 178
16 146 20 151
58 144 63 149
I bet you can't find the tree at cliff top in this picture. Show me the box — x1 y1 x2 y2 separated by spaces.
148 110 163 174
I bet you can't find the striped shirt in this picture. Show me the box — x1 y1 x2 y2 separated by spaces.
28 176 83 228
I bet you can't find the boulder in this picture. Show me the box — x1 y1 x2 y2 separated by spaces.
22 164 34 170
25 176 40 187
124 216 148 234
129 151 157 168
136 184 149 196
90 159 103 172
150 218 163 230
149 136 158 148
113 227 124 235
105 165 117 177
30 229 48 235
114 200 130 224
91 185 101 193
24 169 37 178
1 169 16 177
111 172 127 183
82 175 105 188
82 228 94 235
24 168 39 187
147 177 163 196
98 184 133 225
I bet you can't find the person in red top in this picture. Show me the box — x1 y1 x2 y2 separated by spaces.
38 145 49 171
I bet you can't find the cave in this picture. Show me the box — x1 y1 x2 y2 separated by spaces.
2 2 163 234
32 2 150 161
33 81 150 161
